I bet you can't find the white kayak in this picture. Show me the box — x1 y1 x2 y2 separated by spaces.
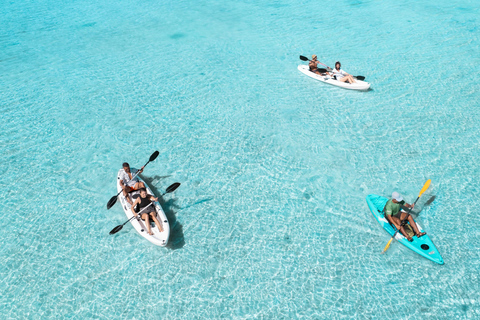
116 170 170 246
297 65 371 91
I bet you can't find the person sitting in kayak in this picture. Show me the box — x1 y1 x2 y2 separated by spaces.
309 55 328 75
330 61 356 84
384 191 426 242
131 188 163 235
119 162 145 205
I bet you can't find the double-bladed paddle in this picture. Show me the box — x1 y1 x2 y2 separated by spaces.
299 55 332 72
109 182 181 235
299 55 365 81
106 151 159 210
381 179 431 254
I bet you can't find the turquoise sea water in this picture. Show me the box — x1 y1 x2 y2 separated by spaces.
1 0 479 318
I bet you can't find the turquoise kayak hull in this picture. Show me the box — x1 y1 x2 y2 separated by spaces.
366 194 444 265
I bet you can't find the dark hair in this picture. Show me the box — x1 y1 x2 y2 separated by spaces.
335 61 341 67
139 188 147 193
122 162 129 168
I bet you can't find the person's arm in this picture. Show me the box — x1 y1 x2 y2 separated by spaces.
386 213 402 230
401 203 414 210
130 167 143 180
119 171 126 188
150 196 158 202
131 198 140 216
385 213 394 224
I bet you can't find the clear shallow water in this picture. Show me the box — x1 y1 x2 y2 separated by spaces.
1 0 479 318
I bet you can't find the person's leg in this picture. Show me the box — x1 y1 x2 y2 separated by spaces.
142 213 153 235
339 76 354 83
133 181 145 190
151 213 164 232
391 214 413 241
405 215 426 237
123 186 133 204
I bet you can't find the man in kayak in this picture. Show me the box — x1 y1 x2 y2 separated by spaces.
331 61 356 84
309 55 328 75
131 188 163 235
119 162 145 205
385 192 426 242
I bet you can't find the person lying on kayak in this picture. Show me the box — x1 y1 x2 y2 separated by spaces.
309 55 328 75
119 162 145 205
385 191 426 242
330 62 356 84
131 188 163 235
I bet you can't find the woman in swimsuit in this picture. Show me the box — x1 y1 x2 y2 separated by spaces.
331 61 356 84
131 188 163 235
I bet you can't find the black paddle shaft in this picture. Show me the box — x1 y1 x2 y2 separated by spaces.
299 55 332 71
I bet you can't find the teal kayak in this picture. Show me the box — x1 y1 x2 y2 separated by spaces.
366 194 444 265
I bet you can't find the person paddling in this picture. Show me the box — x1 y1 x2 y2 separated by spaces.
384 192 426 242
309 55 328 75
330 61 356 84
131 188 163 235
119 162 146 205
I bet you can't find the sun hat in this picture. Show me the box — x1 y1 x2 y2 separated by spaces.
312 54 317 59
392 191 403 202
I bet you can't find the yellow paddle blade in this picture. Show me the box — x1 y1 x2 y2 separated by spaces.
418 179 431 198
382 237 394 254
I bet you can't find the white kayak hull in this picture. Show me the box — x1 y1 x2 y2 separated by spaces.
297 65 371 91
116 170 170 246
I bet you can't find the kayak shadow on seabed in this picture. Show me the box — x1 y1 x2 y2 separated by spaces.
142 175 185 250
